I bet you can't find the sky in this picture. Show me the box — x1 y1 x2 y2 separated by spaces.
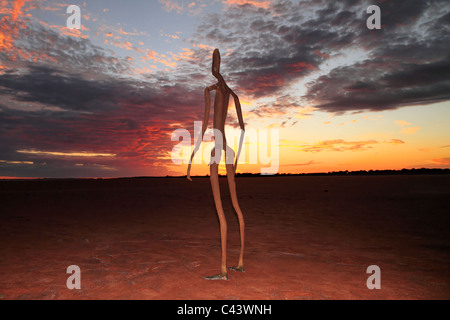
0 0 449 178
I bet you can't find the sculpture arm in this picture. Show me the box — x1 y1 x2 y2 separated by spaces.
187 84 217 181
230 89 245 132
230 89 245 173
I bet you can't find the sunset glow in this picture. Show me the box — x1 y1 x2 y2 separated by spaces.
17 149 117 158
0 0 449 178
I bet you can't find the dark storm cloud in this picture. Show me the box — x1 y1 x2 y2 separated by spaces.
0 61 205 177
195 0 450 113
309 0 450 113
0 4 212 177
305 0 450 113
194 0 365 98
0 65 119 112
375 0 430 27
0 64 204 116
195 1 330 98
305 57 450 113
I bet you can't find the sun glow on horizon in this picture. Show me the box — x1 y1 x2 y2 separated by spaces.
17 149 117 158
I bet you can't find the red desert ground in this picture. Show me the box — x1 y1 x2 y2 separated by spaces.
0 174 449 299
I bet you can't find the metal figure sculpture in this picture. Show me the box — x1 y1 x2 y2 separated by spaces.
187 49 245 280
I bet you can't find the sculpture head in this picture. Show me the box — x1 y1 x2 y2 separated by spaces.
212 48 221 77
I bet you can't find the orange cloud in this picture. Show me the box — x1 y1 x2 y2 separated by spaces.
117 27 144 36
418 145 450 152
170 48 196 61
196 43 214 51
163 33 180 39
17 149 116 158
142 50 158 62
105 38 143 52
281 160 320 167
0 1 45 63
395 120 412 126
159 0 184 13
299 139 379 153
134 66 157 74
0 0 30 54
401 126 420 135
426 157 450 166
11 0 27 22
0 160 34 165
160 58 177 68
0 176 39 180
394 120 420 135
385 139 406 145
141 49 177 68
0 17 58 63
223 0 270 9
0 27 12 52
38 20 89 39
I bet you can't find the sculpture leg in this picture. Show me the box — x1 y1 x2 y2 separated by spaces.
204 150 228 280
225 146 245 273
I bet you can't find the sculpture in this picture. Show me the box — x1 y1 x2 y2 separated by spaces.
187 49 245 280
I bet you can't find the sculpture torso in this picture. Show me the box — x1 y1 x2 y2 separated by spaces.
213 80 231 141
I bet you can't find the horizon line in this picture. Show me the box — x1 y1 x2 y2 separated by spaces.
1 168 449 181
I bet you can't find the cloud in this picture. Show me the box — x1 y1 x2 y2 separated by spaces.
0 59 209 177
395 120 412 127
281 160 321 167
305 58 450 114
393 120 420 135
303 1 450 114
158 0 208 15
1 19 130 74
385 139 405 145
17 149 116 158
1 0 449 178
401 126 421 135
158 0 185 13
0 1 219 176
297 139 379 153
248 94 312 119
10 0 28 22
426 157 450 166
0 159 34 165
194 0 336 99
418 144 450 152
223 0 270 9
0 65 125 113
192 0 450 115
282 137 405 152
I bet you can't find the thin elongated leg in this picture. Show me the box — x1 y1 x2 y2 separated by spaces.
225 147 245 272
204 152 228 280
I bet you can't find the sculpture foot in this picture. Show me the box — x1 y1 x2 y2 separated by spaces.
228 266 245 273
204 273 228 280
